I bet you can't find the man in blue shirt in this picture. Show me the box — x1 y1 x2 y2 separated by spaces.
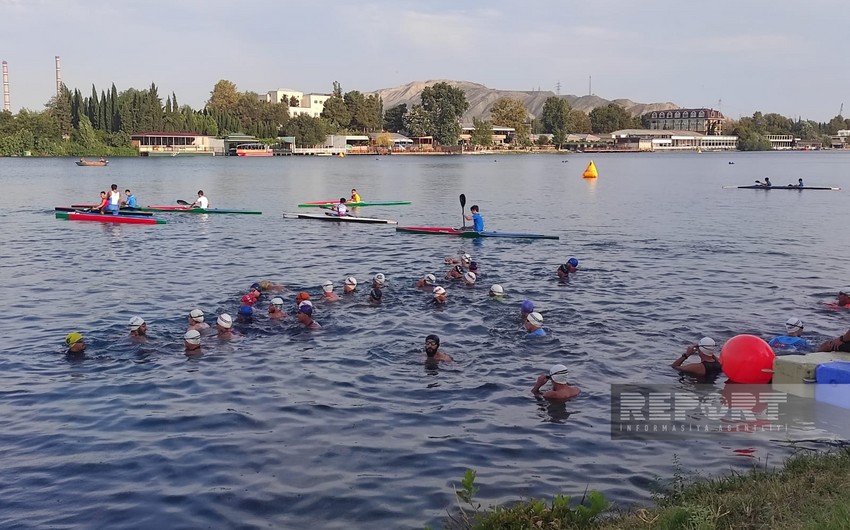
769 317 813 353
122 189 137 207
525 311 546 337
465 205 484 231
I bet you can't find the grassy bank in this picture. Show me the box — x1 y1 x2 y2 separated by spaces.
445 448 850 529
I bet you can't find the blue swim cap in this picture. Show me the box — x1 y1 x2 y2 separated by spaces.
238 304 254 316
298 302 313 316
568 258 578 267
521 300 534 313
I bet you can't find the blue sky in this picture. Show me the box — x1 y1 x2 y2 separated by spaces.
2 0 848 122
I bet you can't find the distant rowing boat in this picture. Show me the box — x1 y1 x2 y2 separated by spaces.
723 185 841 191
395 226 559 240
297 200 412 208
283 212 398 224
76 159 108 166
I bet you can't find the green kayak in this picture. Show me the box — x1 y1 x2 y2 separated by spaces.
131 205 263 215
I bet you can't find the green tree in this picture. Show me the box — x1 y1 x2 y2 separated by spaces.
540 96 571 148
469 117 493 146
403 104 432 137
490 97 530 145
826 114 846 135
566 109 592 134
289 95 300 107
383 103 407 133
45 85 73 137
589 103 638 133
420 82 468 145
735 126 772 151
284 114 328 147
207 80 239 112
74 115 100 149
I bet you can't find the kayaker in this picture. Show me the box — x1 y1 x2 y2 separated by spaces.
187 308 209 332
464 204 484 231
433 286 448 304
817 329 850 352
796 178 804 188
521 300 535 322
768 317 813 353
184 329 202 354
351 189 361 203
216 313 234 339
129 316 147 339
190 190 209 209
671 337 721 377
334 198 348 217
65 332 86 355
343 277 357 294
106 184 121 214
525 312 546 337
94 191 109 214
121 189 137 208
268 298 287 319
296 302 321 329
415 273 437 289
756 177 772 188
532 364 580 400
369 287 383 304
557 258 579 278
321 281 339 302
424 334 453 363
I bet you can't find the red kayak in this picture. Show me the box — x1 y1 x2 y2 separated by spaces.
56 212 166 225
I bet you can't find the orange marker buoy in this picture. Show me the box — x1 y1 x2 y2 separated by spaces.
582 160 598 179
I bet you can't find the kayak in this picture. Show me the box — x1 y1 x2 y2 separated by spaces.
136 206 262 214
55 212 166 225
55 206 154 217
395 226 559 240
297 200 412 208
71 204 152 212
723 185 841 190
283 212 398 224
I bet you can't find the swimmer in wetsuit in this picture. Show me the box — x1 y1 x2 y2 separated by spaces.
671 337 721 377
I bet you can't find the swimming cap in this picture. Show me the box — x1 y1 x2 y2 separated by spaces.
270 297 284 308
184 329 201 344
521 300 534 313
453 264 464 274
568 258 579 267
424 273 436 285
217 313 233 329
65 332 83 346
298 302 313 316
463 271 477 284
250 282 261 291
549 364 569 384
490 284 504 296
784 317 804 332
426 334 440 347
129 316 145 330
322 280 334 293
296 292 311 303
189 309 204 323
238 305 254 316
527 312 544 327
461 253 471 264
697 337 717 355
300 300 313 308
433 286 446 297
370 287 383 300
374 273 386 286
345 277 357 287
241 294 256 305
469 262 478 272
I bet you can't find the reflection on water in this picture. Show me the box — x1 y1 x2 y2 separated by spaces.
0 153 849 528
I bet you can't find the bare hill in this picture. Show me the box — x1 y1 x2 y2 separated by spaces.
369 80 679 123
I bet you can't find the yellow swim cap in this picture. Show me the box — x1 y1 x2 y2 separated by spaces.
65 332 83 346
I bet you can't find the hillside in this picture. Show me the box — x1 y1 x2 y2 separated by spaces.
368 80 679 123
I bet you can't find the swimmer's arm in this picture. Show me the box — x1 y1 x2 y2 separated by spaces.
531 374 548 395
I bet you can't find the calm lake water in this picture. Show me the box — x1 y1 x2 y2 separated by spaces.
1 152 849 529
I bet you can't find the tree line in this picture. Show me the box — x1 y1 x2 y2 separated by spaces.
0 78 848 156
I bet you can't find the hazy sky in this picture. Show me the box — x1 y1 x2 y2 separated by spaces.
2 0 848 122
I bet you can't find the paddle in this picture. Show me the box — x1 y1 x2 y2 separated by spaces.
177 199 191 206
460 193 466 229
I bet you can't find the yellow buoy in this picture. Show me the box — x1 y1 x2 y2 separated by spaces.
338 152 345 158
582 160 598 179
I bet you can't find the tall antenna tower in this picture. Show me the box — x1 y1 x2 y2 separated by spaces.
55 55 62 95
588 76 592 96
555 80 561 95
2 61 10 112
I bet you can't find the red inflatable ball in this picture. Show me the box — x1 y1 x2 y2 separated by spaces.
719 334 775 384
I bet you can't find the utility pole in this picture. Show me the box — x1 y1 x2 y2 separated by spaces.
588 76 592 96
555 81 561 95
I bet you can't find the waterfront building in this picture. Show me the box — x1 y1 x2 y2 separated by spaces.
609 129 738 151
459 125 516 146
261 88 330 118
131 132 224 156
643 108 726 135
765 134 794 150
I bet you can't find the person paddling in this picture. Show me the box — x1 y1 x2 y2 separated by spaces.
464 204 484 231
190 190 209 209
334 198 348 217
350 189 361 203
94 191 109 214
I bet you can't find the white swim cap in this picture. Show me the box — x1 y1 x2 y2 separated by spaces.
549 364 569 384
424 273 436 285
128 316 145 330
527 312 544 327
697 337 717 355
345 276 357 287
374 273 386 286
217 313 233 329
785 317 804 332
463 271 477 284
322 280 334 293
490 284 504 296
270 297 284 308
433 286 446 297
189 309 204 323
184 329 201 344
461 253 471 263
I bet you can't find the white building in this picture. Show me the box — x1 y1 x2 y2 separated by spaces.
261 88 331 118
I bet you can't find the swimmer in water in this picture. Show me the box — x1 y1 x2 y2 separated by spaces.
268 298 287 320
322 280 340 302
531 364 580 400
65 332 86 355
525 312 546 337
184 329 202 354
187 309 209 332
424 334 453 363
557 258 579 279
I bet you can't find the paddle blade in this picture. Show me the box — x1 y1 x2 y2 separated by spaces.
459 193 466 228
177 199 191 206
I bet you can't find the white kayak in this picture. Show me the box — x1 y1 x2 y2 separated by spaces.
283 212 398 224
